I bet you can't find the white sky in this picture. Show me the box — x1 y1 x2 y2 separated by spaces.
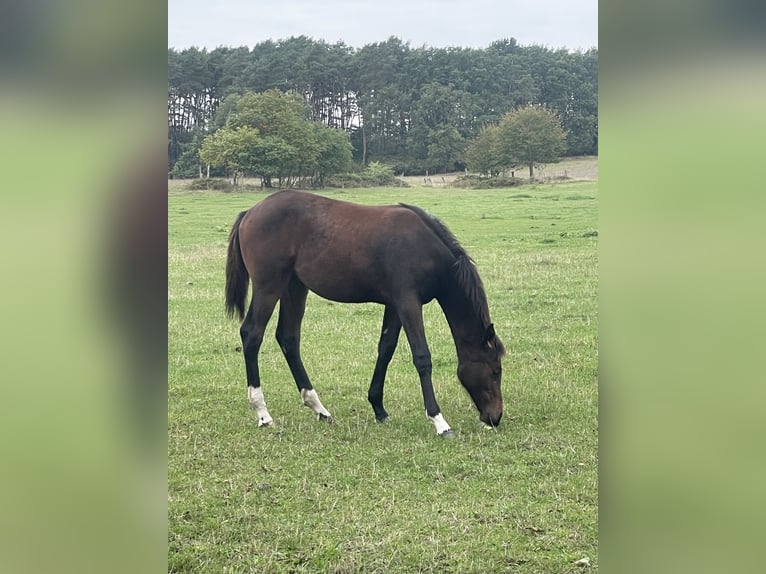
169 0 597 52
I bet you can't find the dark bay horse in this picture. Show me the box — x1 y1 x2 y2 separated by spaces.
225 190 505 437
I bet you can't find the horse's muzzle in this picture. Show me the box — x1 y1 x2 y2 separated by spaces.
480 410 503 428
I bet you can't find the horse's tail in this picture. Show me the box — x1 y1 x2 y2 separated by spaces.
225 210 249 320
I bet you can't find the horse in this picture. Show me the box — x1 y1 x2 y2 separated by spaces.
225 190 505 437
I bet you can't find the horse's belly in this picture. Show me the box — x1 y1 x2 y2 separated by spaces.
308 282 385 304
295 267 386 304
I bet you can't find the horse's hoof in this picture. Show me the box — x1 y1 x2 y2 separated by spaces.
318 413 333 423
376 416 392 424
258 419 274 428
439 429 457 439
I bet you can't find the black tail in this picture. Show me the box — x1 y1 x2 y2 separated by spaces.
225 210 249 320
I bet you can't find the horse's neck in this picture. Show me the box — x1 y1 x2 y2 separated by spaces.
436 282 485 359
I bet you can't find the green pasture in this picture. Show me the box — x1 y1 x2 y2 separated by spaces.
168 182 598 573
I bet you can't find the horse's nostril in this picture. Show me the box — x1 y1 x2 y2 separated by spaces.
481 411 502 427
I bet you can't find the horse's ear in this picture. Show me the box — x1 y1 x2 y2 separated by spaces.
484 323 496 348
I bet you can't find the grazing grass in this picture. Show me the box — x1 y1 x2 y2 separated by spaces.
168 182 598 573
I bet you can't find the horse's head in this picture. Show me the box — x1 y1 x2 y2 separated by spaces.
457 324 505 427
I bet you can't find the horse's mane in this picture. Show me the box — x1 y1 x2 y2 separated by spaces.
399 203 494 330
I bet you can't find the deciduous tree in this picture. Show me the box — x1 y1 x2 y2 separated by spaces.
199 89 351 187
465 124 504 177
498 106 567 178
198 126 260 185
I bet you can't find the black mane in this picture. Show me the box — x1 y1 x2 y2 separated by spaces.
399 203 493 329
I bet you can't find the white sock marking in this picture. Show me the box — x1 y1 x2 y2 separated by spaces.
248 386 274 427
428 412 452 435
301 388 332 420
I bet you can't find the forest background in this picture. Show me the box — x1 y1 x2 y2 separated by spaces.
168 36 597 178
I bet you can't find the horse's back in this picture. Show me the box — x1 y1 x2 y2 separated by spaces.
238 190 452 303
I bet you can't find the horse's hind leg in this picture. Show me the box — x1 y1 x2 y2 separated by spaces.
368 305 402 423
241 289 280 427
276 274 332 422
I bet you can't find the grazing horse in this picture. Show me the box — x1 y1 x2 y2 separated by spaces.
225 190 505 437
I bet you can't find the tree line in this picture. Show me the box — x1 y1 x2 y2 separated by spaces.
169 36 597 178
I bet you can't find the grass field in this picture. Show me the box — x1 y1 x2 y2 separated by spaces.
168 181 598 573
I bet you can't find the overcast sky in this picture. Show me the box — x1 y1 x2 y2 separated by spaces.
169 0 597 52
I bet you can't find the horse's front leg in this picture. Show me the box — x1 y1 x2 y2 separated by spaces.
397 302 456 438
368 305 402 423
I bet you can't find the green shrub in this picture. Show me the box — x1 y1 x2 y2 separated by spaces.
450 175 526 189
325 162 408 188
